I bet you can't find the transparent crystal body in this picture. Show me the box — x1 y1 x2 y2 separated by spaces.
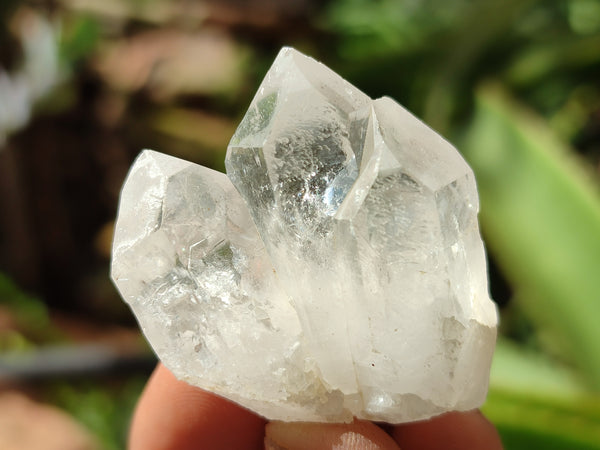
111 47 497 423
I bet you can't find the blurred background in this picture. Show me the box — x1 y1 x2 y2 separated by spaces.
0 0 599 448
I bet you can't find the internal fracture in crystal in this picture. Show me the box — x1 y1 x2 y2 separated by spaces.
111 47 498 423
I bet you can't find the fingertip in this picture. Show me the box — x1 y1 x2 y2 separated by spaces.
129 364 265 450
391 410 503 450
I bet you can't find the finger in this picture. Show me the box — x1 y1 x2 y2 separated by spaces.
265 419 401 450
391 410 503 450
129 363 266 450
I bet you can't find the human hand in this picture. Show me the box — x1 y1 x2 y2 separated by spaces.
129 364 503 449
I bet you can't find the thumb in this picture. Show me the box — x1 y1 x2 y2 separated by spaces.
264 419 401 450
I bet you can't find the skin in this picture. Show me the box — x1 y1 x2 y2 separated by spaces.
129 364 503 450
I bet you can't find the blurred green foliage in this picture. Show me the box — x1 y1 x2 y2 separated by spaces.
485 340 600 449
1 0 599 448
0 273 63 349
59 15 102 70
47 377 147 450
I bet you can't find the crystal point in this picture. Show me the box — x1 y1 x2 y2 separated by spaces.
111 47 497 423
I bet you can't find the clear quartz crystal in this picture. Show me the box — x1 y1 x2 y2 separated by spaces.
111 47 497 423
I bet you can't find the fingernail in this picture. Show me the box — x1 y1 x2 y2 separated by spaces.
265 420 401 450
264 436 288 450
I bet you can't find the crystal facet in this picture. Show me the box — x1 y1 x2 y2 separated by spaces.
111 47 497 423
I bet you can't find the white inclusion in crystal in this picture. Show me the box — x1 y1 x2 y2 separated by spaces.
112 47 498 424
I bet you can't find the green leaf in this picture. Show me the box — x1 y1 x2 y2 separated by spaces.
461 85 600 388
484 340 600 449
505 34 600 87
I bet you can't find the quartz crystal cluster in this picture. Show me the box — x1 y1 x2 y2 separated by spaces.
111 47 497 423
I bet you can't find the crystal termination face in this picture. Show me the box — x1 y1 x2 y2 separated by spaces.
111 47 498 424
